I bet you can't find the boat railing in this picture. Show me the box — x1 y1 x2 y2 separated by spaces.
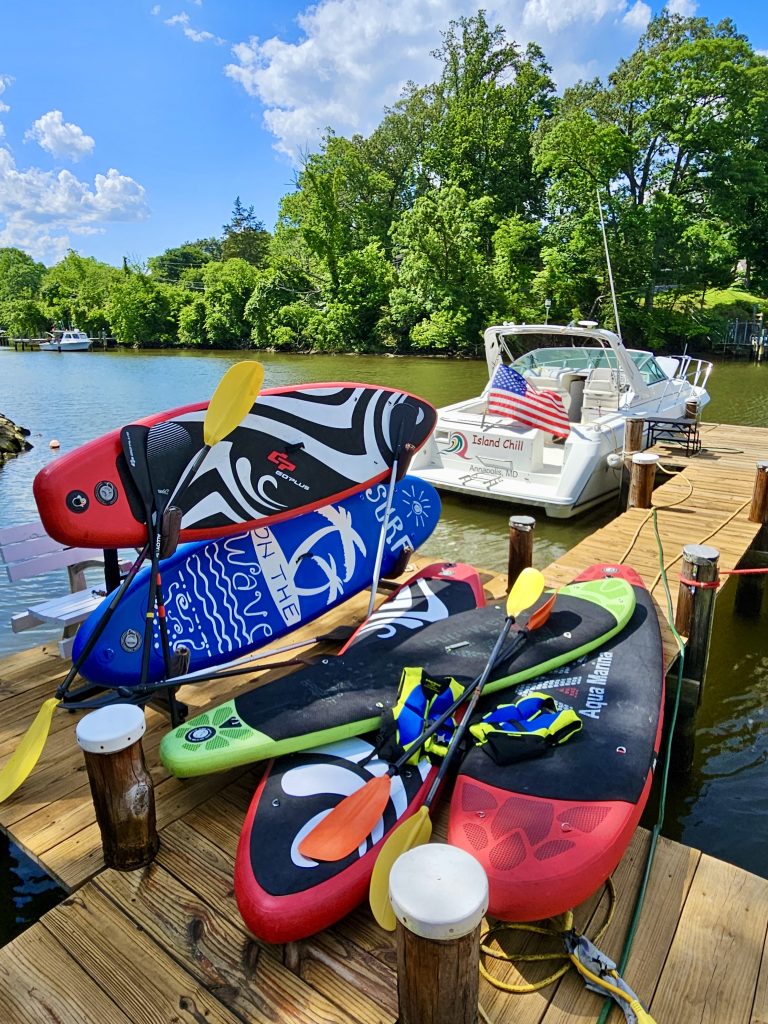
672 354 713 390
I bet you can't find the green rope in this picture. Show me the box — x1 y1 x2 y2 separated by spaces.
595 509 686 1024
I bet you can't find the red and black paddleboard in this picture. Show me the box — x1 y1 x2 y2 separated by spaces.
33 383 436 548
234 562 485 943
448 564 664 922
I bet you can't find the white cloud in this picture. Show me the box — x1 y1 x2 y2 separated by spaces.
25 110 95 162
225 0 656 163
665 0 697 14
622 0 652 30
151 4 161 14
0 146 148 262
165 11 224 44
0 74 13 139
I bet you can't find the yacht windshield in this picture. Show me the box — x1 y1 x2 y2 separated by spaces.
510 347 668 386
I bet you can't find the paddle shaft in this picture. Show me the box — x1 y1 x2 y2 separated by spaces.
56 544 150 698
366 403 417 619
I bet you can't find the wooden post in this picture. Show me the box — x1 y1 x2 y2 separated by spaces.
749 461 768 524
507 515 535 590
624 417 645 454
627 452 658 510
684 399 699 420
674 544 720 701
390 844 488 1024
76 705 158 870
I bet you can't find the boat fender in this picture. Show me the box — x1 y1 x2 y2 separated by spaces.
469 693 582 765
377 667 463 764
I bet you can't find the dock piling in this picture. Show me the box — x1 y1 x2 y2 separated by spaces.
507 515 536 590
75 704 158 870
628 452 659 510
624 417 646 454
390 844 487 1024
748 461 768 524
674 544 720 705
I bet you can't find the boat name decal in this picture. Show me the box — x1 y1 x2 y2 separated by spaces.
471 434 525 451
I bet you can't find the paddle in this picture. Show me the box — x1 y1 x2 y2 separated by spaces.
170 361 264 506
368 588 557 930
0 362 265 803
299 569 548 863
366 401 419 619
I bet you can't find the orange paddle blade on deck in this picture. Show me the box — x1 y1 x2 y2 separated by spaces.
299 773 392 862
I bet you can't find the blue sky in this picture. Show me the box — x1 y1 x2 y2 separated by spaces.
1 0 765 268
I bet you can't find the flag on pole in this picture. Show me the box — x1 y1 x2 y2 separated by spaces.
487 365 570 439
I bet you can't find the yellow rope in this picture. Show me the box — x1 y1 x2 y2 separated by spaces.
478 879 617 994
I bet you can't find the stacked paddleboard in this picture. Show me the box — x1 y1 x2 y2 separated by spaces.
33 383 437 548
159 573 636 777
448 563 664 922
72 476 441 688
235 561 485 942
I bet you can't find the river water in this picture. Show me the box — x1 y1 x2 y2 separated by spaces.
0 347 766 943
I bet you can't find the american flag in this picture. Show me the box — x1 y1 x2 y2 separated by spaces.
486 365 570 439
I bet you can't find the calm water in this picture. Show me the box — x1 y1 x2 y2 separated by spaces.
0 348 766 943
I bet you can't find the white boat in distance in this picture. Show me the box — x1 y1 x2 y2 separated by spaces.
39 329 92 352
410 321 712 518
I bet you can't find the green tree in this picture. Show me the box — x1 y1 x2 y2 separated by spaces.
390 185 497 349
106 275 177 347
147 239 221 285
40 252 120 333
201 258 259 346
428 12 554 224
221 197 271 266
0 248 46 301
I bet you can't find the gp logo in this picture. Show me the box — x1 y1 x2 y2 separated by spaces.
268 450 296 472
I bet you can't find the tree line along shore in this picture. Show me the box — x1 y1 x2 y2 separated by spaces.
2 11 767 357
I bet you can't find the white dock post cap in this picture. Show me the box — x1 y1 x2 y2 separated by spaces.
631 452 659 465
389 843 488 941
76 704 146 754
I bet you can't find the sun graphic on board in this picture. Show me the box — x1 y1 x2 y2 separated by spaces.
401 483 434 528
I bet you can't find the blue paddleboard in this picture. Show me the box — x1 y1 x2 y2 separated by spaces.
72 476 440 688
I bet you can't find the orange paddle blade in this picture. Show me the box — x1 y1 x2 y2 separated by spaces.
528 592 556 631
299 772 393 862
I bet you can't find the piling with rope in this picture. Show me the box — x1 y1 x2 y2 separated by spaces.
75 704 158 870
507 515 536 590
390 844 488 1024
674 544 720 705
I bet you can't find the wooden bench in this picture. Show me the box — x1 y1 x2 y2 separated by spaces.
0 521 129 659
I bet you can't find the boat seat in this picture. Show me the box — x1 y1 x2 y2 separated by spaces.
581 368 621 420
0 521 130 658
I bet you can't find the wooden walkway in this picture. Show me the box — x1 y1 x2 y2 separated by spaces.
0 420 767 1023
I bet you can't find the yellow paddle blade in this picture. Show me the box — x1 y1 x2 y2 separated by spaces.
506 566 545 618
203 361 264 447
369 806 433 930
299 773 393 862
0 698 60 803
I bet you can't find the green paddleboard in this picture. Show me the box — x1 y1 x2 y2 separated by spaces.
160 575 635 778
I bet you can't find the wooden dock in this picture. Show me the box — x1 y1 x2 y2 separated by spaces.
0 420 767 1023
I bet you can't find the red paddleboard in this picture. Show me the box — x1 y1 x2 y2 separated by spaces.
447 564 664 922
234 562 485 943
33 383 436 548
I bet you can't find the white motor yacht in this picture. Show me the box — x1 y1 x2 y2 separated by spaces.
410 321 712 518
39 329 92 352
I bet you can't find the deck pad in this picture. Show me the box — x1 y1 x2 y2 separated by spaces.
160 575 635 777
33 383 437 548
72 477 441 688
448 564 664 922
